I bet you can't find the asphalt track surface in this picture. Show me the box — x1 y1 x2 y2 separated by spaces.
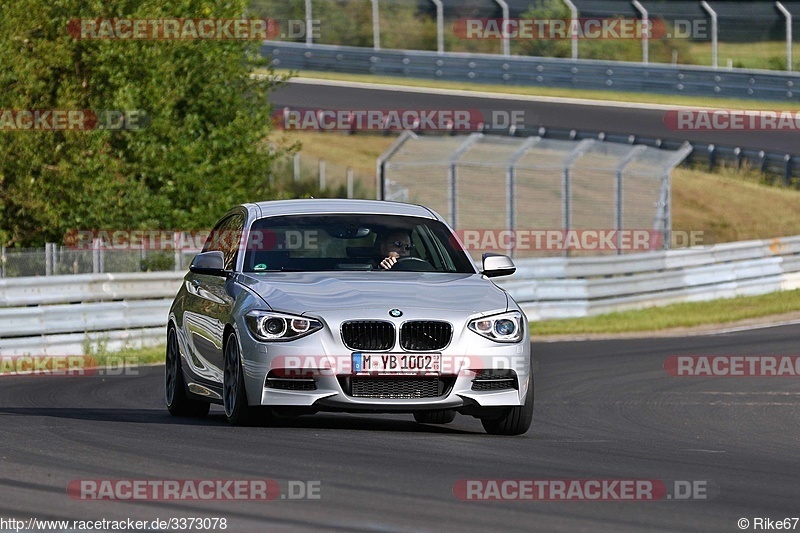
271 80 800 154
2 324 799 532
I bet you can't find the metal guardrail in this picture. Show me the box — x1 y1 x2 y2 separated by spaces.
504 235 800 319
2 236 800 354
0 272 184 307
0 272 185 356
261 41 800 101
514 126 800 185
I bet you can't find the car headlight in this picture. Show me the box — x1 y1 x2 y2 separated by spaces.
245 311 323 342
468 311 524 343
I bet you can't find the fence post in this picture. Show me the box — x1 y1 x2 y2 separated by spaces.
701 1 718 69
430 0 444 53
1 246 5 279
92 238 101 273
45 242 54 276
776 2 792 71
632 0 648 64
319 159 326 190
305 0 313 46
506 137 540 258
370 0 381 50
614 145 647 255
294 152 301 181
563 0 579 60
561 139 595 256
376 130 417 201
347 167 354 198
494 0 510 57
448 133 483 228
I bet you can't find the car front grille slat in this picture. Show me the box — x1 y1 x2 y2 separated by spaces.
265 370 317 391
471 370 518 391
341 321 395 351
400 321 452 351
348 377 451 399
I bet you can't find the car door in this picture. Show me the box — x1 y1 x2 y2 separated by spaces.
180 212 245 386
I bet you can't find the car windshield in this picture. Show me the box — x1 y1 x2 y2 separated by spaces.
241 214 475 274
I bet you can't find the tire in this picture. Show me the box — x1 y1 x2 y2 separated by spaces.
480 375 534 436
413 409 457 424
223 331 269 426
165 326 210 418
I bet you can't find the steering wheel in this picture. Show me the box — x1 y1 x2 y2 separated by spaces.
390 256 436 272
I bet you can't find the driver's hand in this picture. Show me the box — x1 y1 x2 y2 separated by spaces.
380 252 400 270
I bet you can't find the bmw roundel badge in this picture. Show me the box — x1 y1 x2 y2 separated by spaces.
389 309 403 318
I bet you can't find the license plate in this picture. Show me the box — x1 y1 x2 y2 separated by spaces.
352 353 440 375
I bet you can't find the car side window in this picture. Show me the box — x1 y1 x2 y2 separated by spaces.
203 214 245 271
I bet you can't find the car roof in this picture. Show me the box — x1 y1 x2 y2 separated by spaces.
245 199 440 220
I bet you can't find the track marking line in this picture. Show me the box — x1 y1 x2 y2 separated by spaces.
288 77 731 112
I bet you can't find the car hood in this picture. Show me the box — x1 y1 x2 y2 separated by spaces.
237 272 508 314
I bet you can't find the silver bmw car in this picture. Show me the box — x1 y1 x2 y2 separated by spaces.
165 199 532 435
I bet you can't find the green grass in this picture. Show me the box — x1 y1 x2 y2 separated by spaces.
89 344 165 367
269 69 800 111
687 41 799 71
0 345 164 375
531 289 800 336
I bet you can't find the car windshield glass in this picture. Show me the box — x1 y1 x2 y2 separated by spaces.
241 214 475 274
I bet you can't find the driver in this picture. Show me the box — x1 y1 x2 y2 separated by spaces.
376 230 413 270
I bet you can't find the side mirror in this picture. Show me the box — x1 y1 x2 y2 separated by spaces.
190 251 226 276
482 253 516 278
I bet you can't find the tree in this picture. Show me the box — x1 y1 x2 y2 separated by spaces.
0 0 281 246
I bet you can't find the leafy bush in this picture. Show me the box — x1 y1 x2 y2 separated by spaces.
0 0 283 247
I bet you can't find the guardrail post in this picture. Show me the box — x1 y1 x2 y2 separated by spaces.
708 144 716 171
776 2 793 71
1 246 5 279
784 154 793 185
700 1 718 69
